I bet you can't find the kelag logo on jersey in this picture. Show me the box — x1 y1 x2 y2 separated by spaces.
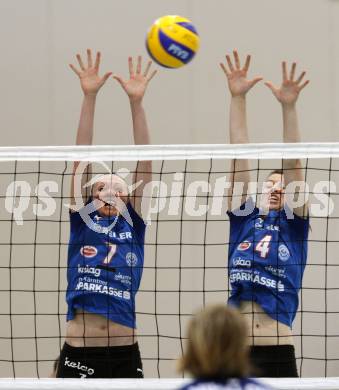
80 246 98 258
237 241 251 251
233 257 251 267
278 244 290 261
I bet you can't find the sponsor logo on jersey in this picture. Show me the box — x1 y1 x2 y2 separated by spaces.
265 265 286 279
75 280 131 300
237 241 251 251
255 218 264 229
230 270 285 292
114 273 132 286
126 252 138 267
233 257 252 267
266 224 280 231
278 244 290 261
255 218 279 232
80 246 97 258
78 264 101 277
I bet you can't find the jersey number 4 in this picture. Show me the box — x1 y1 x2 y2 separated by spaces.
255 235 272 258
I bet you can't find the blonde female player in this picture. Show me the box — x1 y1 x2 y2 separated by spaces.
179 305 271 390
220 51 309 377
56 50 156 378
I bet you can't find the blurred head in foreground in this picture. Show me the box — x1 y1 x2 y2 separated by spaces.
179 304 251 379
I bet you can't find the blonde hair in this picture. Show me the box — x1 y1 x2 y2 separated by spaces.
178 304 251 379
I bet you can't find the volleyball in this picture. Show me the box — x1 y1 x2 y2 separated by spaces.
146 15 200 68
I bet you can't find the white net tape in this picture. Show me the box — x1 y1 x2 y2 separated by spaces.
1 378 339 390
0 142 339 161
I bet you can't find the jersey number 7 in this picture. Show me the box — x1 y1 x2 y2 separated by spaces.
103 242 117 264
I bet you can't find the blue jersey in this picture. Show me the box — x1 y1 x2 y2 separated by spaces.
227 200 309 327
66 202 145 329
180 378 271 390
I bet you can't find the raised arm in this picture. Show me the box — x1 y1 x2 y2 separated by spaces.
220 51 262 211
69 49 112 207
113 56 157 217
265 62 309 217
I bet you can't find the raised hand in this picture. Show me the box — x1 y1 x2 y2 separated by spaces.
265 62 309 106
220 50 262 97
69 49 112 96
113 56 157 102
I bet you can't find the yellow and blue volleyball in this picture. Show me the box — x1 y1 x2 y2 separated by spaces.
146 15 200 68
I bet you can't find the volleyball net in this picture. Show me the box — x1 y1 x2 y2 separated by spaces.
0 143 339 387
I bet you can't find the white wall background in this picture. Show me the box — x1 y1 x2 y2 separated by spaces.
0 0 339 380
0 0 339 146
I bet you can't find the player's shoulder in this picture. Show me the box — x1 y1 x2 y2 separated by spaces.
180 378 271 390
280 207 310 237
227 198 259 220
125 202 147 228
240 378 272 389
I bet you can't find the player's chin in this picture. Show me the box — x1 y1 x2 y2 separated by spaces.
97 205 119 217
269 200 283 210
